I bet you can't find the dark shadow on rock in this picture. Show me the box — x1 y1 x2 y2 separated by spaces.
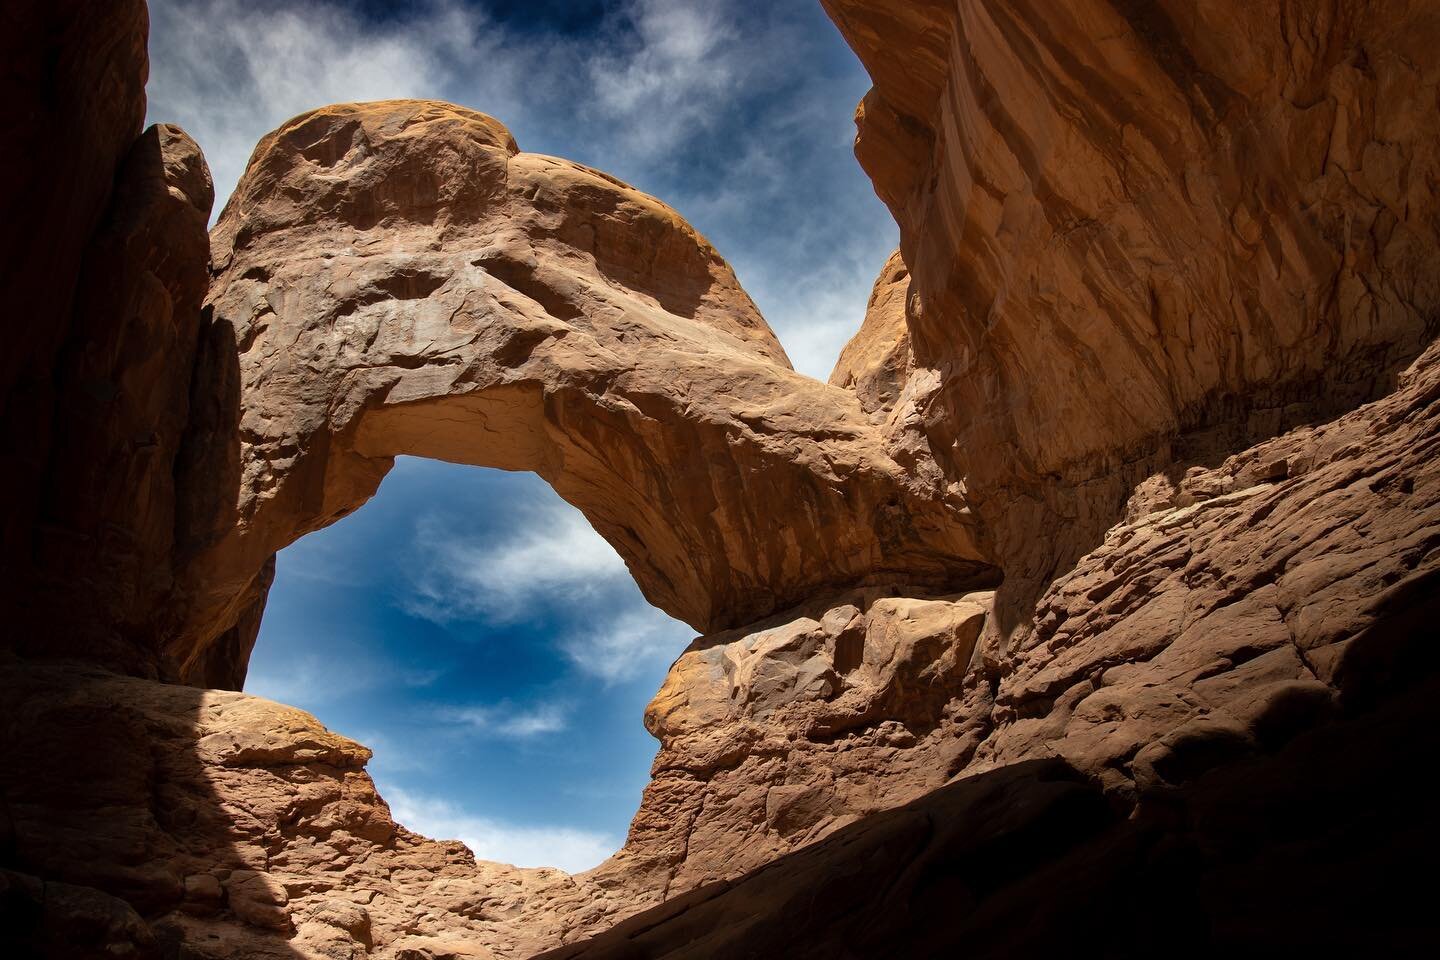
984 330 1440 649
540 592 1440 959
0 659 307 960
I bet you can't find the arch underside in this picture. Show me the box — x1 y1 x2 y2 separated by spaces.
172 101 995 680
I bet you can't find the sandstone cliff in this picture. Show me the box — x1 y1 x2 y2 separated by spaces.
824 0 1440 635
3 0 1438 957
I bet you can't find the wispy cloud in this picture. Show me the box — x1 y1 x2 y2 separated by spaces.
403 503 630 624
244 648 443 708
244 652 376 707
438 699 571 739
381 782 621 873
146 0 897 381
587 0 738 157
404 499 691 683
559 606 692 684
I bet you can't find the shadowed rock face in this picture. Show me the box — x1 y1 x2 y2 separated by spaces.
823 0 1440 631
544 284 1440 960
171 99 994 685
0 0 151 581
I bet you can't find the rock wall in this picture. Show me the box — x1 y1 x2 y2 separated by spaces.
0 0 150 575
545 285 1440 960
823 0 1440 633
0 0 207 680
0 659 619 959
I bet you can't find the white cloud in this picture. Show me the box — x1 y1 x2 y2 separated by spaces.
243 645 442 708
403 503 630 624
381 782 621 873
244 652 377 707
146 0 523 218
439 699 571 739
403 498 692 683
587 0 739 156
559 605 693 684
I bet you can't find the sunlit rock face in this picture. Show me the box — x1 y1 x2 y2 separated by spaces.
823 0 1440 631
545 262 1440 960
827 249 912 419
174 98 994 686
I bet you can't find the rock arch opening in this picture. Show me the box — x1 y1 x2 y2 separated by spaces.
168 99 998 689
245 456 684 873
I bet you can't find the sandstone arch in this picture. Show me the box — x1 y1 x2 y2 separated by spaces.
170 101 996 684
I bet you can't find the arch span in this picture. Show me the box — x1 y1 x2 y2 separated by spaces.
171 101 995 684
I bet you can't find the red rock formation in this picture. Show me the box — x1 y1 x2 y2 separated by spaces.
4 1 1439 957
0 3 230 680
27 124 216 674
170 100 993 686
824 0 1440 630
0 0 151 566
543 289 1440 960
827 249 912 418
0 660 619 959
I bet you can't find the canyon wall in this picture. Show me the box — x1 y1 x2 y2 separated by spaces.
0 0 214 679
823 0 1440 634
552 0 1440 953
4 0 1439 958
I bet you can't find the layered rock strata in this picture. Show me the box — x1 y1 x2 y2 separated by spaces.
546 288 1440 960
823 0 1440 632
0 0 151 583
0 659 613 959
1 0 224 680
9 328 1434 958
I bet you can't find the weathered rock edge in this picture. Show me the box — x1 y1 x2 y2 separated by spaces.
182 98 997 685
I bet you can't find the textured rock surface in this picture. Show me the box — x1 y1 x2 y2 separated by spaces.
545 307 1440 960
825 0 1440 630
0 1 216 682
21 124 216 675
172 99 993 686
5 0 1440 957
0 658 618 959
543 679 1439 959
596 590 994 903
827 249 912 418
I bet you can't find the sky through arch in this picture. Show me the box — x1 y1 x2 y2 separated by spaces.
145 0 893 869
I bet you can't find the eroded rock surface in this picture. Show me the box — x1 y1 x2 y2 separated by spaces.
598 590 993 903
0 659 623 959
827 249 912 419
0 0 151 585
545 290 1440 960
173 99 992 686
2 0 219 684
825 0 1440 628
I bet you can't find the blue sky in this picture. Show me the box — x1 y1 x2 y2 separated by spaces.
144 0 893 871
